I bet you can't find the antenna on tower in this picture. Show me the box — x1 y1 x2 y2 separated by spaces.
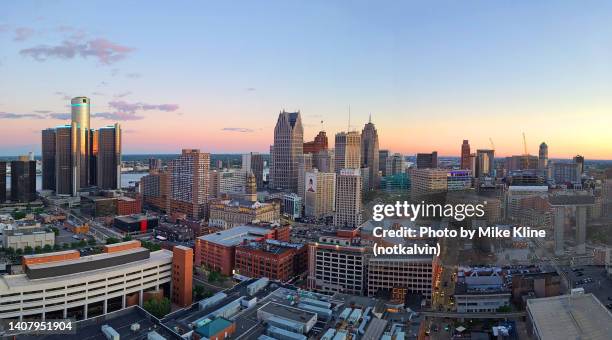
369 113 372 124
348 105 351 132
321 120 324 131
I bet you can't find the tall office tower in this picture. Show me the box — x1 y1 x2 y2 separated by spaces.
538 142 548 169
297 153 313 202
461 140 471 170
242 152 264 189
305 169 336 218
303 130 328 154
71 96 91 188
10 157 36 202
244 171 257 202
89 129 99 186
97 124 122 190
334 168 362 228
169 149 210 220
573 155 585 174
149 158 162 172
387 153 405 175
334 131 361 174
476 149 495 178
379 149 390 176
313 149 334 173
361 117 379 190
55 123 78 196
41 128 56 191
270 110 303 192
0 161 5 203
416 151 438 169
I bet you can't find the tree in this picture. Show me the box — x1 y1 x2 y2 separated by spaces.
50 227 60 236
62 243 70 249
53 244 61 251
208 270 221 283
24 246 33 254
143 297 171 319
5 247 15 256
12 210 26 220
106 237 119 245
88 239 97 246
122 235 133 242
34 246 43 254
193 284 207 300
497 305 512 313
70 242 79 249
15 248 23 256
78 240 87 247
43 244 53 252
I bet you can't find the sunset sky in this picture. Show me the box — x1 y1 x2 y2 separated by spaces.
1 1 611 159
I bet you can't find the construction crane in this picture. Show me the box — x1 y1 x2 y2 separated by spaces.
522 132 528 155
489 138 495 151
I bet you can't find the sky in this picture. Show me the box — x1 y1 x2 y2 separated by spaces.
0 1 611 159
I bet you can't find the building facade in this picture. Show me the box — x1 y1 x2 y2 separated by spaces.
334 168 362 228
334 131 361 174
169 149 210 220
360 118 379 190
97 123 122 190
270 111 303 192
304 169 336 219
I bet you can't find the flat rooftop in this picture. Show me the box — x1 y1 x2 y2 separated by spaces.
198 225 272 247
259 302 317 323
115 214 156 223
0 249 172 290
527 293 612 340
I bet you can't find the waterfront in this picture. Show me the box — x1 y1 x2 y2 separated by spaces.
6 173 148 191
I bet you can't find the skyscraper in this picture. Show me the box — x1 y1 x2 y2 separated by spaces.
538 142 548 169
71 96 91 188
303 130 328 154
10 157 36 202
476 149 495 178
387 153 405 176
89 129 99 186
297 153 313 203
313 149 334 173
0 161 6 203
270 111 303 192
41 128 56 191
460 140 471 170
242 152 264 189
361 116 379 190
97 123 122 190
305 169 336 219
416 151 438 169
379 149 390 176
244 171 257 202
55 123 78 196
334 168 362 228
169 149 210 220
334 131 361 174
573 155 585 175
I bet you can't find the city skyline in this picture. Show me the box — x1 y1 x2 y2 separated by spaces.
1 1 612 159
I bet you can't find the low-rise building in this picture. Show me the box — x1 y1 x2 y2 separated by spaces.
113 214 159 235
117 196 142 215
2 228 54 250
208 199 280 229
234 239 306 281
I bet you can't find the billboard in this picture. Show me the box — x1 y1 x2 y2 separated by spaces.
306 172 317 193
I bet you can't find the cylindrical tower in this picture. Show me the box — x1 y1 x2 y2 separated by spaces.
71 96 91 188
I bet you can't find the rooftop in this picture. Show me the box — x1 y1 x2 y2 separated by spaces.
198 225 272 247
115 214 157 223
527 293 612 340
259 301 317 323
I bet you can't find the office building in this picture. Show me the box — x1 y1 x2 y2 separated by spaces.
282 193 302 220
194 225 290 276
360 117 379 190
476 149 495 177
0 241 192 320
334 131 361 173
270 110 303 192
116 196 142 215
54 124 78 196
242 152 264 189
245 171 257 202
573 155 584 174
303 130 328 154
447 170 472 191
304 169 336 219
410 168 448 197
0 161 5 203
454 274 511 313
42 128 56 191
378 150 390 176
552 162 581 186
307 230 368 295
367 255 436 301
3 228 55 250
234 239 307 282
527 293 612 340
141 170 170 211
460 140 471 170
313 149 334 173
71 96 91 188
416 151 438 169
97 123 122 190
386 153 405 176
506 155 539 171
149 158 162 172
334 168 362 228
218 169 248 197
89 128 99 186
297 153 313 202
10 157 36 202
169 149 210 220
113 215 159 234
208 199 280 229
538 142 548 169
